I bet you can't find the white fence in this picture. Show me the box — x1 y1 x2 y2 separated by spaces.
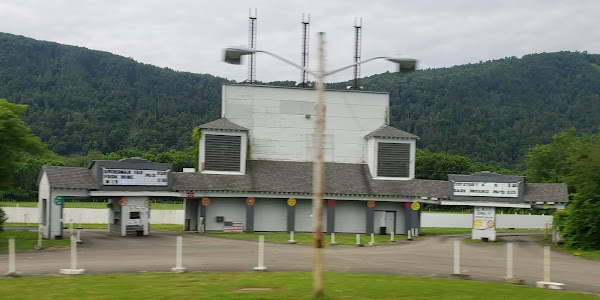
2 207 552 228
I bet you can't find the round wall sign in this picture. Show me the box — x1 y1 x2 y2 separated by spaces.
404 202 411 209
246 197 256 205
201 197 211 206
327 199 336 207
474 219 482 228
367 200 375 208
119 197 128 206
187 191 194 199
486 220 495 228
411 202 421 211
287 198 296 206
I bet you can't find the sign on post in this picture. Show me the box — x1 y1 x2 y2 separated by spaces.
54 196 64 205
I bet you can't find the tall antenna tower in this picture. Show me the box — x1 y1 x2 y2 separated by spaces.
248 8 258 83
299 13 310 87
350 17 362 90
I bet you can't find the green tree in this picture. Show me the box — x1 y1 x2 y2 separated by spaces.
0 99 47 190
554 131 600 249
525 128 577 183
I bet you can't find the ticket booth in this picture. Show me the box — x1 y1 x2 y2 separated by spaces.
108 196 150 236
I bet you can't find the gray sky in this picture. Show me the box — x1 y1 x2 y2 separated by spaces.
1 0 599 83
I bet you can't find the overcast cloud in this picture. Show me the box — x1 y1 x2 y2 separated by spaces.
1 0 599 83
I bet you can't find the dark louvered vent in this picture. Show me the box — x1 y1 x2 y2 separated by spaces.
205 134 241 172
377 142 410 177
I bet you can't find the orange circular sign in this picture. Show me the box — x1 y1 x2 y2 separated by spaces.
367 200 375 208
201 197 210 206
119 197 128 206
246 197 256 205
486 220 495 228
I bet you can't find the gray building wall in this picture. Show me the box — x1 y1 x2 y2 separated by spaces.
334 201 366 233
254 198 287 232
294 199 326 232
204 198 246 231
371 201 406 235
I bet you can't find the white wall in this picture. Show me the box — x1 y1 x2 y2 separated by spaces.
222 85 389 164
2 208 554 229
421 213 554 228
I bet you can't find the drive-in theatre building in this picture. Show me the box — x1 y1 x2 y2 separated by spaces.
38 84 567 239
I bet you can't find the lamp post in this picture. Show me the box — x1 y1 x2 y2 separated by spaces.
224 32 416 297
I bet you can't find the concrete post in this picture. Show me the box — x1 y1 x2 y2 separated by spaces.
288 231 296 244
355 234 363 247
253 235 267 271
368 232 375 246
390 231 395 242
543 246 550 282
330 232 338 245
76 229 82 244
507 242 513 278
171 235 187 273
36 225 44 250
454 239 460 275
60 235 85 274
6 237 19 277
407 229 412 241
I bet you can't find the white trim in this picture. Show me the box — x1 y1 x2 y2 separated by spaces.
89 191 183 197
441 200 531 208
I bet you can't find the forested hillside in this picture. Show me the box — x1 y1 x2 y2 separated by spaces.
1 32 599 169
0 33 226 155
331 51 600 168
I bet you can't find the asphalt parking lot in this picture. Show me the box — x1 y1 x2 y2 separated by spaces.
2 230 599 294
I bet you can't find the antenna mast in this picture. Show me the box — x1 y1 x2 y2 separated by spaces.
299 13 310 87
351 17 362 90
248 8 258 83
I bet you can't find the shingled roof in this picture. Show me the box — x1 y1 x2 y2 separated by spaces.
198 118 248 131
41 165 97 189
39 161 567 203
365 125 419 140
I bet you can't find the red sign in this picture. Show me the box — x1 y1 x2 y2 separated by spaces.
187 191 194 199
367 200 375 208
327 199 336 207
201 197 210 206
404 202 411 209
119 197 128 206
246 197 256 206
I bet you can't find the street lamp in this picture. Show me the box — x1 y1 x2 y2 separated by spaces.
224 32 416 297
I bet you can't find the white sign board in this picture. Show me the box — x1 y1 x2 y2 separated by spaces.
102 169 168 186
127 219 142 226
453 182 519 198
473 206 495 230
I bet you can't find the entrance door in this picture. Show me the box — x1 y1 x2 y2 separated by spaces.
374 210 396 235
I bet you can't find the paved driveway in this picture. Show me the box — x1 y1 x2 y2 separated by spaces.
2 230 599 294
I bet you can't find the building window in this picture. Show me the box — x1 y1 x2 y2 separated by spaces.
204 134 242 172
377 142 410 177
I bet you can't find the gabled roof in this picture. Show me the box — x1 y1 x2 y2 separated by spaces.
198 118 248 131
41 165 97 189
365 125 419 140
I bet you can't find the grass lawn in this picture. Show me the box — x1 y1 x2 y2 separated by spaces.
0 272 593 299
0 230 70 252
0 201 184 210
202 232 406 246
538 236 600 261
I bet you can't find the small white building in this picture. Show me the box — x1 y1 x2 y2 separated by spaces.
38 84 568 239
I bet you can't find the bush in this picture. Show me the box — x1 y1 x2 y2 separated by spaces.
0 207 7 233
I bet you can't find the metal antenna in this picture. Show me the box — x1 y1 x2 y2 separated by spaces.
248 8 258 83
350 17 362 90
299 13 311 87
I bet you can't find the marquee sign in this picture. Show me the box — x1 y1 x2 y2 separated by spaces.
448 172 525 202
102 168 168 186
453 182 519 198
